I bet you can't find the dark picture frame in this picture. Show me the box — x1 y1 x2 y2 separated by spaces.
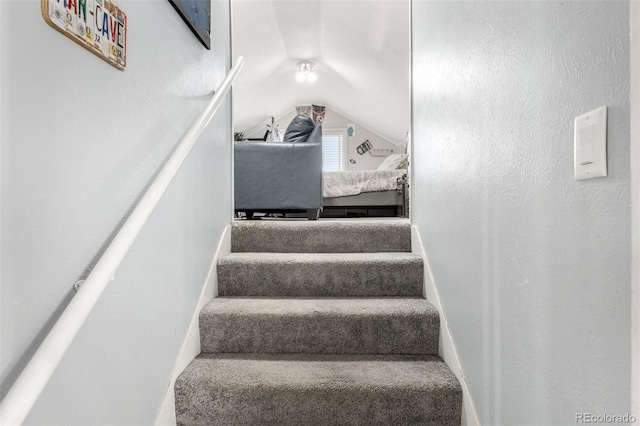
168 0 211 50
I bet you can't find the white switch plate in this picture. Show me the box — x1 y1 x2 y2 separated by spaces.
574 106 607 180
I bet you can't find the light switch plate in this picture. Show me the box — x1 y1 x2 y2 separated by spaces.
574 106 607 180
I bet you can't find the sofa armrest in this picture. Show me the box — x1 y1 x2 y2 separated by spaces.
234 137 323 210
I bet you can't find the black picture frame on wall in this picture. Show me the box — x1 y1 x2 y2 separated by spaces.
168 0 211 50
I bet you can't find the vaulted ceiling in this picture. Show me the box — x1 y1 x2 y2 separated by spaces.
232 0 410 143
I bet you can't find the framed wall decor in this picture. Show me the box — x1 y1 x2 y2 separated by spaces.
168 0 211 50
42 0 127 70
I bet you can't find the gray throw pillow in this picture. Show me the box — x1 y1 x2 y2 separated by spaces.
283 114 315 143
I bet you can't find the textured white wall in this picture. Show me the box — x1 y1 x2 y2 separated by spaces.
0 0 231 424
412 1 631 424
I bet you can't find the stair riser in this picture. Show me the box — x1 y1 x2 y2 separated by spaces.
200 312 439 354
175 386 462 426
231 222 411 253
217 258 424 297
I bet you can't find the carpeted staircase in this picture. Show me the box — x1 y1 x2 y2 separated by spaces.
175 220 462 425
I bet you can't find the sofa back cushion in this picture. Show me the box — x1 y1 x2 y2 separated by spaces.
283 114 315 143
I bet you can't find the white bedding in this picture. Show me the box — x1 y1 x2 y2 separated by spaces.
323 169 407 198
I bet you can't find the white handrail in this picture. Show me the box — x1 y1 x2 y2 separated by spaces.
0 56 245 426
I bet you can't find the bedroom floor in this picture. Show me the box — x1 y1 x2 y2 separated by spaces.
236 209 406 220
234 217 410 223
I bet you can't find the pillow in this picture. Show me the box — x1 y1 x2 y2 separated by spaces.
312 105 325 126
377 154 408 170
296 105 312 117
283 114 315 143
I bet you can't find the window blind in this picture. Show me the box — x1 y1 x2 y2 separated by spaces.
323 133 343 171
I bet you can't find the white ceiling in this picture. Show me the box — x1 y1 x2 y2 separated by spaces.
232 0 411 143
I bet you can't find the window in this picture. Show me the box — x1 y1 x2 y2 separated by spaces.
322 130 346 171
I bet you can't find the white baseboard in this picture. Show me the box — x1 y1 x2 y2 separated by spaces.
630 0 640 417
411 226 481 426
154 225 232 426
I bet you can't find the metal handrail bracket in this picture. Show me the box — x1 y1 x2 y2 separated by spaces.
0 56 245 426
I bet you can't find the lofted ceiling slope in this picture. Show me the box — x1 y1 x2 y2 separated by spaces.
232 0 410 143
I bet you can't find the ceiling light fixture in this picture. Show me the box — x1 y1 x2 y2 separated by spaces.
296 61 316 82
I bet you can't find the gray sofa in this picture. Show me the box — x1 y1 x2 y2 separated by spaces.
234 125 323 220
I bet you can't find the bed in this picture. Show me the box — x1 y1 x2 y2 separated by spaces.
322 169 409 217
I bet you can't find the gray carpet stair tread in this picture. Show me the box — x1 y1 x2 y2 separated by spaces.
175 353 462 426
231 219 411 253
177 219 462 424
200 298 439 355
218 252 424 297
